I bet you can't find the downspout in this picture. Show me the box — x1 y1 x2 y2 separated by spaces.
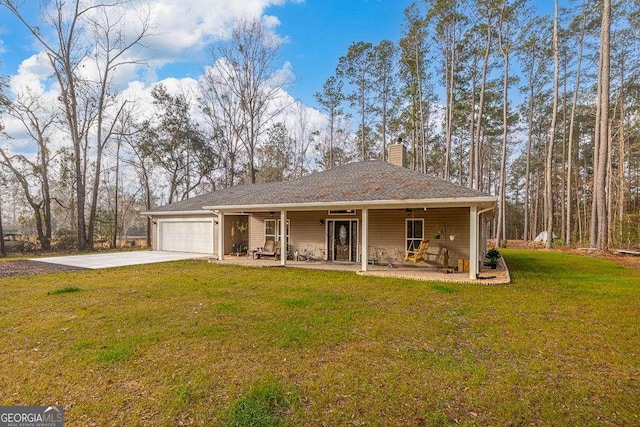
469 206 495 280
477 205 495 267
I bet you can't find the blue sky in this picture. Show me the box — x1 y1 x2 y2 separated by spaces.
271 0 408 106
0 0 555 116
149 0 410 107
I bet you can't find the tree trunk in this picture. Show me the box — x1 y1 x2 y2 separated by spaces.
545 0 560 250
496 5 510 248
590 52 602 249
566 5 587 246
617 56 626 244
474 10 492 191
0 194 5 257
415 42 426 173
560 52 567 243
443 9 457 181
468 54 477 188
524 61 535 241
595 0 611 250
111 138 121 249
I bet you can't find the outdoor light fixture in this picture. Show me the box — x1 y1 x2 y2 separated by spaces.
319 219 325 225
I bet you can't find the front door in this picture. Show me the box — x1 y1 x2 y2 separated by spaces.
328 220 358 262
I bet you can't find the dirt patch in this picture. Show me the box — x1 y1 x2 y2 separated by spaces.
0 260 85 279
568 249 640 270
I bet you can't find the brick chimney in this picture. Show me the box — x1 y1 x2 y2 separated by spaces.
388 137 407 168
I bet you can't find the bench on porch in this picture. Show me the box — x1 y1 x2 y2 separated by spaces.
252 240 281 260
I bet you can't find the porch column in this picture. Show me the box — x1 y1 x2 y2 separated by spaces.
361 208 369 272
469 206 478 279
280 210 287 266
217 211 225 261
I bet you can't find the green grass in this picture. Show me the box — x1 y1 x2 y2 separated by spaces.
1 250 639 425
48 286 81 295
224 379 299 427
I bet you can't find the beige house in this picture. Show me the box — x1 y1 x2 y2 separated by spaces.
144 147 496 280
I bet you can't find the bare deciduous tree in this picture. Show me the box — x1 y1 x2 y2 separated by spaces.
204 18 293 184
1 0 151 250
0 92 57 250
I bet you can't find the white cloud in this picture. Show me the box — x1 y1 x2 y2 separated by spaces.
7 0 300 93
9 52 51 95
3 0 327 161
143 0 292 65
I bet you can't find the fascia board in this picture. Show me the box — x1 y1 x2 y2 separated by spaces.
203 197 497 212
140 210 214 216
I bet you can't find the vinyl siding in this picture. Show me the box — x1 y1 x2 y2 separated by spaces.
225 215 250 254
244 207 471 265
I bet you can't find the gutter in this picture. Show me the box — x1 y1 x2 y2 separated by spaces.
478 206 495 215
203 196 498 212
140 210 214 216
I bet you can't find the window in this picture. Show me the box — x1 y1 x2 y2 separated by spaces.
406 219 424 251
264 219 290 245
265 219 277 242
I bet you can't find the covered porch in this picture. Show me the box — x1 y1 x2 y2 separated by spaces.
212 204 496 281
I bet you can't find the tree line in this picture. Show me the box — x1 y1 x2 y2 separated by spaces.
0 0 638 253
315 0 639 250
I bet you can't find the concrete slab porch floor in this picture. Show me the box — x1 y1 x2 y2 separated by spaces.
211 256 511 285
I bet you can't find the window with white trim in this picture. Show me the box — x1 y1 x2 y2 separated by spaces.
265 219 277 242
406 219 424 251
264 219 290 244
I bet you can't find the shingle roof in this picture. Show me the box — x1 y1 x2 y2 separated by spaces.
148 183 278 213
150 161 495 213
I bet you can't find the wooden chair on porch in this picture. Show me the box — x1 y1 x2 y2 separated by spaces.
405 240 429 264
253 240 281 260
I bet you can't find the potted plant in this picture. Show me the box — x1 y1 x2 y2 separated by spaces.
449 229 457 241
433 230 442 240
485 248 501 269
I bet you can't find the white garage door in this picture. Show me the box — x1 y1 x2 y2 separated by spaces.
158 220 214 254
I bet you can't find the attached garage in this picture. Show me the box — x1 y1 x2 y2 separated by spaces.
158 219 214 254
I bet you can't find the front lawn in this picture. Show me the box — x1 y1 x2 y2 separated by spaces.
1 250 638 425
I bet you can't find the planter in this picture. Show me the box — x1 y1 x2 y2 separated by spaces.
449 235 455 241
433 234 441 240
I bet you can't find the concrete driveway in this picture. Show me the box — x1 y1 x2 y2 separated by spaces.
30 251 210 269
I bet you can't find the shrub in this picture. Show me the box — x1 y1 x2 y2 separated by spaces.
53 228 77 250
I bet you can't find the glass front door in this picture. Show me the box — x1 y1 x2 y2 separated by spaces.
328 220 358 262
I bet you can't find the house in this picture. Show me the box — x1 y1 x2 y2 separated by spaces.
143 145 497 280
